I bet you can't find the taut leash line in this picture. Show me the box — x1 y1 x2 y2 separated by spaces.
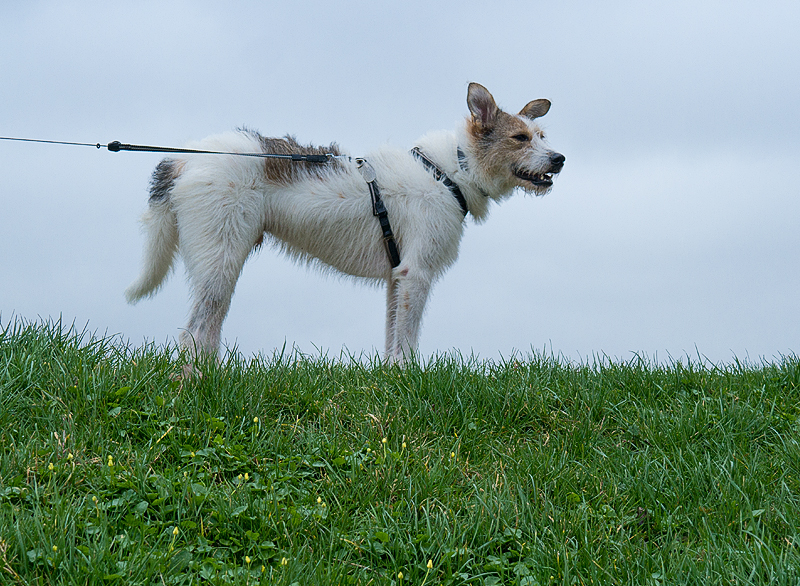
0 136 336 163
0 136 103 148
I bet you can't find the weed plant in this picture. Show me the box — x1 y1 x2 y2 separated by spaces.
1 319 799 585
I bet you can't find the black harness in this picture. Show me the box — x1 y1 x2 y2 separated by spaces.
357 158 402 268
410 147 469 217
359 148 469 270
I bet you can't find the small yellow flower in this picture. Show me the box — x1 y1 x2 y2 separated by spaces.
261 565 265 572
244 473 249 481
238 474 243 481
398 571 404 580
92 496 98 503
281 557 288 566
402 442 407 449
107 456 114 466
190 451 195 457
48 462 54 471
427 559 433 569
450 452 455 458
317 496 322 504
52 545 58 552
382 437 387 444
245 556 251 564
67 452 74 461
184 471 188 477
253 417 259 423
172 526 179 536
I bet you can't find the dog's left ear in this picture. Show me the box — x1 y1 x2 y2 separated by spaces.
519 99 551 120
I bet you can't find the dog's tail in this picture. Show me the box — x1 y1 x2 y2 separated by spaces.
125 159 180 304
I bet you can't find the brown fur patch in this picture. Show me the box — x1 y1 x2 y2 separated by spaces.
245 131 343 184
467 109 535 172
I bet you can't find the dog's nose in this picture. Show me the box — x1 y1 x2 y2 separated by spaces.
549 152 565 172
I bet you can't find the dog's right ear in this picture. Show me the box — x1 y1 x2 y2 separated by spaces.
467 83 499 128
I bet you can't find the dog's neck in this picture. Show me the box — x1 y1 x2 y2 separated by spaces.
413 126 507 223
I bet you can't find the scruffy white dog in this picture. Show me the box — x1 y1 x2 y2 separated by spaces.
126 83 564 364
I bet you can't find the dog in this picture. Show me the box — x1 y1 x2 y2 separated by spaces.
126 83 564 365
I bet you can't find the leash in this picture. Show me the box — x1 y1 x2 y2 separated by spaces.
0 136 338 163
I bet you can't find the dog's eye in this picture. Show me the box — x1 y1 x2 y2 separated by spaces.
512 133 531 142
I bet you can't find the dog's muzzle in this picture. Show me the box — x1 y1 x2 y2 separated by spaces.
514 152 565 187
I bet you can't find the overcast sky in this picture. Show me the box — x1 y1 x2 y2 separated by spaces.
2 1 798 365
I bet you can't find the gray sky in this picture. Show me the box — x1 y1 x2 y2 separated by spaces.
2 1 798 364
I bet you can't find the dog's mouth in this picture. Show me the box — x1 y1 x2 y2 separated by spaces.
514 168 554 187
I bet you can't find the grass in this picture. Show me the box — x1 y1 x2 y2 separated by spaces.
1 318 800 585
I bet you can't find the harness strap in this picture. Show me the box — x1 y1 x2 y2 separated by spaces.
457 147 469 171
356 159 401 268
410 147 469 217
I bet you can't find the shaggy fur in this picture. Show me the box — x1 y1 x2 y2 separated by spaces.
126 83 565 364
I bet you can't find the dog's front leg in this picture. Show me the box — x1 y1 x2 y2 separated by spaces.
387 267 432 365
384 276 399 360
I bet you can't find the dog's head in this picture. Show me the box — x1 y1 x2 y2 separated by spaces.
466 83 564 196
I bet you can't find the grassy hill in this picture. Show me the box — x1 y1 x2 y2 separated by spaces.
2 319 800 585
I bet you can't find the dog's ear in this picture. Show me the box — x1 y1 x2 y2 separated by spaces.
467 83 499 127
519 99 551 120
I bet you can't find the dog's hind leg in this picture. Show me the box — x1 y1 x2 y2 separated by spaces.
178 220 260 361
180 287 234 360
387 267 432 365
